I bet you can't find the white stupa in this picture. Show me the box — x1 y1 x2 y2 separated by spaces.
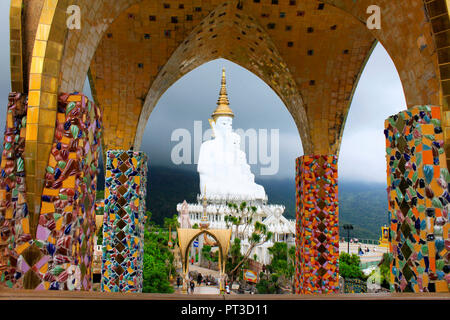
177 68 295 265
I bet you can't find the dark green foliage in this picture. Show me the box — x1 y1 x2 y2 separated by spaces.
96 227 103 245
378 252 392 289
256 273 280 294
147 166 199 226
226 238 243 276
338 181 389 240
201 244 218 268
339 252 365 280
142 216 175 293
96 189 104 200
266 242 294 278
256 243 295 294
95 190 104 216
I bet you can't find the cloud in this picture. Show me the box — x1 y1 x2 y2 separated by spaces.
338 43 406 183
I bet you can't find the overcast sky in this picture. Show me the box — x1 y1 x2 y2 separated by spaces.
0 0 406 184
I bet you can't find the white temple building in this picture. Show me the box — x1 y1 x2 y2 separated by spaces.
176 68 295 265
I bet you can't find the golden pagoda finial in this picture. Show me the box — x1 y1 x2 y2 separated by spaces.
212 67 234 120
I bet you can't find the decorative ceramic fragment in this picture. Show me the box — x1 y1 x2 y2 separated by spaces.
385 106 449 293
101 150 147 293
294 155 339 294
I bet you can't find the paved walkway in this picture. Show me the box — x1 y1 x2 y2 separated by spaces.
188 264 221 278
193 286 221 294
173 264 223 295
339 242 388 263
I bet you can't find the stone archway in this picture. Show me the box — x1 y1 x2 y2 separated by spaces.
177 228 232 293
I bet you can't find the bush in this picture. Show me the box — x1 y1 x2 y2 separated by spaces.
142 219 175 293
339 252 364 280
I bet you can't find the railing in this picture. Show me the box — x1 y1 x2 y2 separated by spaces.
340 238 380 245
360 260 381 270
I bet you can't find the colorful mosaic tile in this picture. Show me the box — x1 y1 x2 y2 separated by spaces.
294 155 339 294
101 150 147 293
343 278 367 293
1 92 102 290
0 93 28 288
385 105 450 293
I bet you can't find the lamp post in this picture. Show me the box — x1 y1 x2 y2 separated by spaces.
343 224 353 254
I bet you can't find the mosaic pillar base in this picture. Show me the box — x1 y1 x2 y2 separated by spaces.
101 150 147 293
1 92 102 290
294 155 339 294
0 93 28 288
385 105 450 293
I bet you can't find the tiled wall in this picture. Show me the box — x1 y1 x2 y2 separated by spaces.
101 150 147 293
295 155 339 294
0 93 28 287
385 105 450 292
1 92 102 290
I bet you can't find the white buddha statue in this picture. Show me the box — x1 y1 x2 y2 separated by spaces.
197 68 266 201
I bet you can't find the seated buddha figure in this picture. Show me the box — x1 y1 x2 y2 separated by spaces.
197 68 267 201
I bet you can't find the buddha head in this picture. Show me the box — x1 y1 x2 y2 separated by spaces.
215 116 233 135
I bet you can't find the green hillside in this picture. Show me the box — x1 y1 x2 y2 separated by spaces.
338 181 389 240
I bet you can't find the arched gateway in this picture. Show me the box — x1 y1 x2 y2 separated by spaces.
177 228 232 293
0 0 449 293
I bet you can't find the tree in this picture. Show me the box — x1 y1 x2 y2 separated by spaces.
96 189 104 200
378 252 392 289
142 215 175 293
256 273 281 294
339 252 364 280
224 201 273 283
164 214 180 247
266 242 295 279
201 245 215 269
95 190 104 216
96 226 103 245
255 242 295 294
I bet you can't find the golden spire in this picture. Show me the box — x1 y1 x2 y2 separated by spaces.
212 68 234 120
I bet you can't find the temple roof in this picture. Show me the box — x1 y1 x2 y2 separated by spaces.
212 68 234 120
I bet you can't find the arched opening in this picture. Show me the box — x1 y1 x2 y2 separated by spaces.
142 58 302 225
338 42 406 240
177 227 232 293
137 58 301 293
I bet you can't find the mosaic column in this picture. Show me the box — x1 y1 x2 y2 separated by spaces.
1 92 102 290
385 105 450 293
0 93 28 288
294 155 339 294
101 150 147 293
